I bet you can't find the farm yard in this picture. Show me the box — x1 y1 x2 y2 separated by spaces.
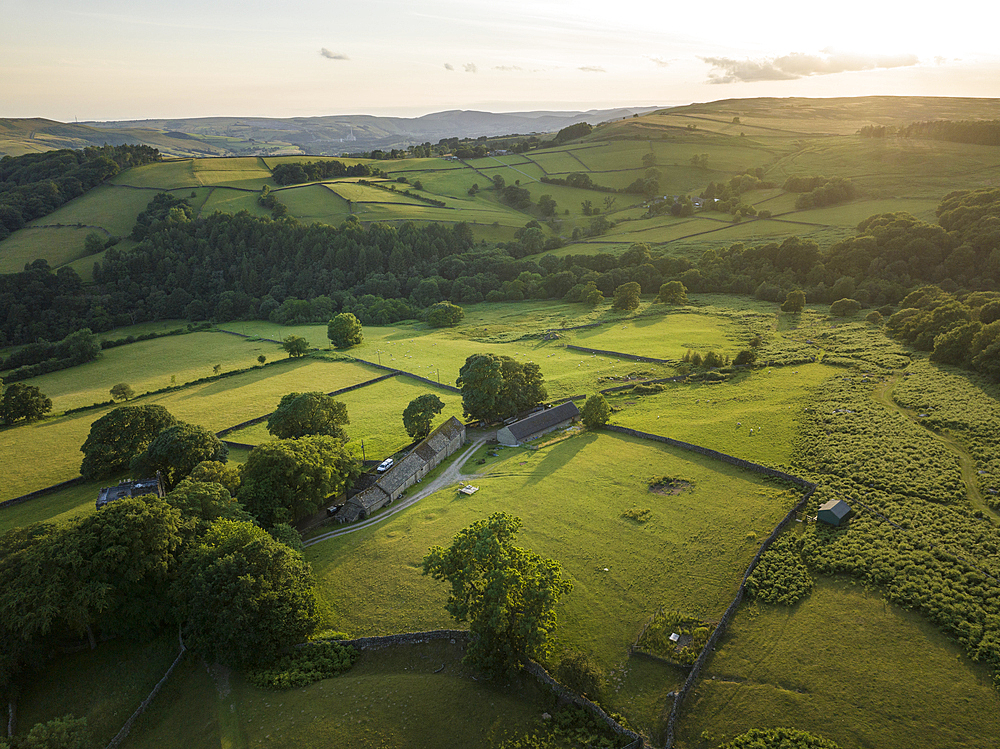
4 96 1000 748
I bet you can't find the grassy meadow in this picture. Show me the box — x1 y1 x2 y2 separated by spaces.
126 640 554 749
674 576 1000 749
308 431 800 667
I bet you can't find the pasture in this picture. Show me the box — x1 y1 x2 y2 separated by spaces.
226 375 465 462
307 431 800 677
0 354 380 501
0 226 95 274
126 640 552 749
675 576 1000 749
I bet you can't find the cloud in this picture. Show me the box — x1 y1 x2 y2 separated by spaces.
463 63 477 73
578 66 606 73
320 48 349 61
702 50 920 83
444 62 455 71
494 65 524 72
649 57 671 68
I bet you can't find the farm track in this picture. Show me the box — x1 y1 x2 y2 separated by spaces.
303 436 491 547
873 374 1000 524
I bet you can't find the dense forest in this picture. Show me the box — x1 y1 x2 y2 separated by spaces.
860 120 1000 146
0 145 161 239
2 189 1000 367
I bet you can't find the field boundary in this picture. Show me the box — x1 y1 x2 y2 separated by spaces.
565 344 675 365
352 357 463 393
600 425 816 748
104 629 186 749
318 629 646 747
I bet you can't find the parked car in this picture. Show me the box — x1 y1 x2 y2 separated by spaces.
377 457 394 473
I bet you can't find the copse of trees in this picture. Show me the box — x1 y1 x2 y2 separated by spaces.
270 160 378 185
457 353 546 422
554 122 592 142
327 312 363 348
130 422 229 490
267 392 350 440
0 145 161 239
80 404 179 480
238 436 361 527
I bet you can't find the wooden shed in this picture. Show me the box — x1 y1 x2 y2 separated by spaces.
817 498 851 526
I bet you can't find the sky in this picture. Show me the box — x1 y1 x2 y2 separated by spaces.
4 0 1000 121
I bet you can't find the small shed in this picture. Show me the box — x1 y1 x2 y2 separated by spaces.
496 401 581 447
817 498 851 526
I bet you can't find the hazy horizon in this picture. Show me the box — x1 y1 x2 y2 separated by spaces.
5 0 1000 122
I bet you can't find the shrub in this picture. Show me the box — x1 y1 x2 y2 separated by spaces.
244 641 359 689
830 298 863 316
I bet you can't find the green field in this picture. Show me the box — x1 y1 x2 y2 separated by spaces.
675 576 1000 749
308 432 799 670
126 640 553 749
0 355 381 501
227 375 464 461
0 226 96 273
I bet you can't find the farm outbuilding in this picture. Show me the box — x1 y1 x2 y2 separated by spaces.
336 416 466 523
817 498 851 526
496 401 580 447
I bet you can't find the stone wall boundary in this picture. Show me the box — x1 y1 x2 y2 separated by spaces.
598 424 817 748
566 344 674 365
313 630 645 746
104 629 186 749
352 358 462 393
0 477 86 510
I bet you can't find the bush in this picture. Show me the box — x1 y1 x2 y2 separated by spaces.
244 641 359 689
830 298 863 316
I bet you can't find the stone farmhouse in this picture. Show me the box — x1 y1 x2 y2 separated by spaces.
337 416 466 523
96 473 165 510
496 401 580 447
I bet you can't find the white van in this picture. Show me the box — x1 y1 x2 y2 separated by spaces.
377 457 394 473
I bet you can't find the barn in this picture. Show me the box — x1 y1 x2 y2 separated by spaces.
336 416 466 523
817 498 851 526
496 401 580 447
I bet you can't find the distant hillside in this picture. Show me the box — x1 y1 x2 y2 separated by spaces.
0 118 230 158
76 107 660 156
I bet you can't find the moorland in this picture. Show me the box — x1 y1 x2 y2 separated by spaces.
2 96 1000 749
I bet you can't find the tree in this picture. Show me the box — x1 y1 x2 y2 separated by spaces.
426 301 465 327
781 289 806 313
80 404 177 480
18 715 92 749
538 194 557 217
282 335 310 358
165 478 251 525
189 460 242 495
733 349 758 366
176 519 318 667
239 435 361 527
402 394 445 439
0 383 52 424
327 313 363 349
109 383 135 402
657 281 688 305
457 353 547 423
257 355 267 365
612 282 642 311
830 298 863 317
581 394 611 429
422 513 572 679
267 392 350 440
130 422 228 490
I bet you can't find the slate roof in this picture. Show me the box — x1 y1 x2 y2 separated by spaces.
97 475 164 509
504 401 580 442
